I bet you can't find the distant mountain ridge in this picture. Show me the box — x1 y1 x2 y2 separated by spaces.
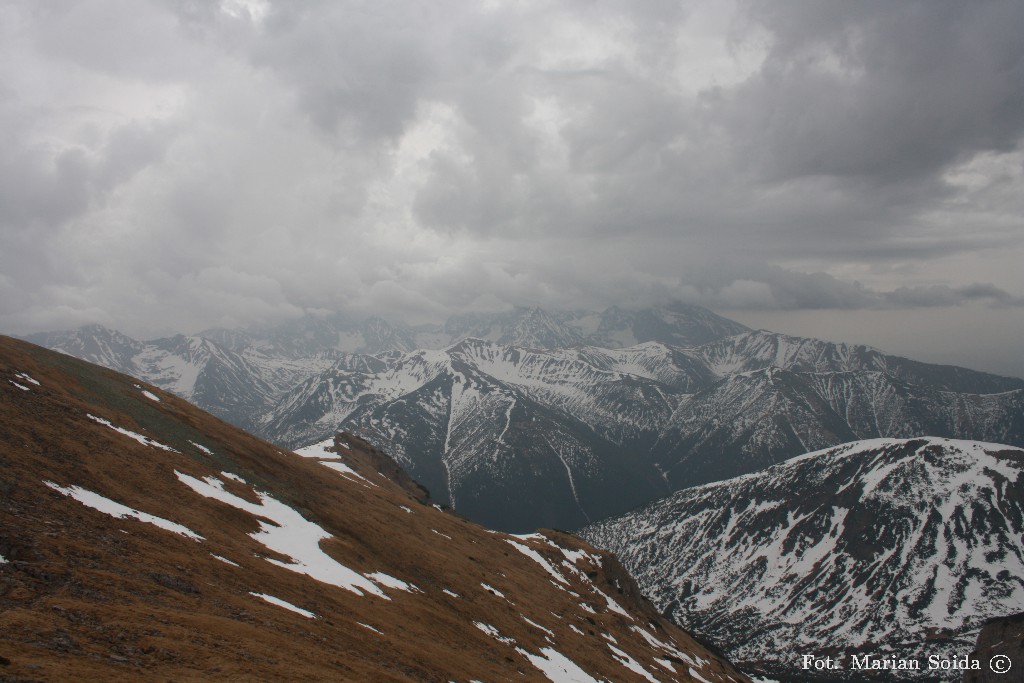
196 303 751 356
580 437 1024 679
22 307 1024 532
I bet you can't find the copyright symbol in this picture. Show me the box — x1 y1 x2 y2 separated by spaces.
990 654 1012 674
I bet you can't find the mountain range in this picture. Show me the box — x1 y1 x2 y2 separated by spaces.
580 437 1024 679
0 334 749 682
24 305 1024 532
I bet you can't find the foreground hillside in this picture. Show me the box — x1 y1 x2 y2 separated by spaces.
0 336 747 682
581 438 1024 679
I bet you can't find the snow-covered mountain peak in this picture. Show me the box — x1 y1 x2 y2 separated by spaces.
582 437 1024 678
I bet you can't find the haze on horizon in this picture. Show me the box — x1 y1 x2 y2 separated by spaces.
1 0 1022 378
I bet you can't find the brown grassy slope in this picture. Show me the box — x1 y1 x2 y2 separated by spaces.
0 336 749 682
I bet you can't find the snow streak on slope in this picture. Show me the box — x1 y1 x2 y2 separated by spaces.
582 438 1024 677
175 471 389 598
45 481 203 540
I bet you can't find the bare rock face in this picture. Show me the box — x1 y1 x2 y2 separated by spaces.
964 613 1024 683
0 335 749 682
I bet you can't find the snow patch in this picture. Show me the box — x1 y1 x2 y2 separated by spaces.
594 587 633 620
249 592 316 618
366 572 421 593
189 441 214 455
9 381 29 391
141 389 161 402
607 644 659 682
45 481 203 541
474 621 516 646
87 414 179 452
516 646 602 682
15 372 40 386
175 471 387 598
481 582 509 601
506 538 569 585
211 554 240 567
357 622 383 634
522 616 555 638
320 460 376 486
293 438 342 460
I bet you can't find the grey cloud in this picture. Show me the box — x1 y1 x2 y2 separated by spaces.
0 0 1022 355
728 0 1024 183
885 283 1024 308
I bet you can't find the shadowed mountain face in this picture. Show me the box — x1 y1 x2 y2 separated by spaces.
24 309 1024 532
262 333 1023 531
581 438 1024 680
0 336 749 682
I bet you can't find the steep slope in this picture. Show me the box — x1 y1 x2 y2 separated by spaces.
25 325 343 432
263 333 1024 532
655 366 1024 490
25 324 143 374
263 340 700 530
581 438 1024 679
0 335 749 682
964 612 1024 683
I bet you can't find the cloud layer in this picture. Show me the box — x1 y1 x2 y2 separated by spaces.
1 0 1022 368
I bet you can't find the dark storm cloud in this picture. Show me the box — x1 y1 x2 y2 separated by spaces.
730 0 1024 181
0 0 1021 359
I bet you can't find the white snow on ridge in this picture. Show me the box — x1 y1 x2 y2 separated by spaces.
141 389 161 402
45 481 203 541
249 592 317 618
174 471 388 598
87 414 179 452
132 344 202 397
294 438 342 460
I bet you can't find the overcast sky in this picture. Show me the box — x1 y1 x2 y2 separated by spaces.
1 0 1022 377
